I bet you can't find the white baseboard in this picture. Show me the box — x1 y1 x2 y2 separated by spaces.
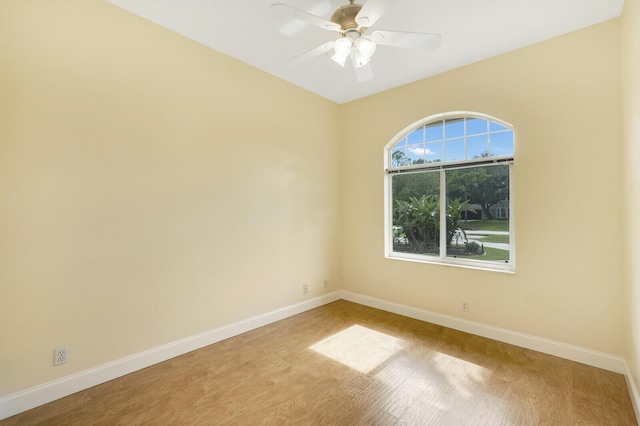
339 290 628 374
2 290 637 422
0 292 341 421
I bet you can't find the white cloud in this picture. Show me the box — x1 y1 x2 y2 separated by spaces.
408 147 436 157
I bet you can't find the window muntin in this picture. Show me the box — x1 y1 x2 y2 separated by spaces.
385 113 515 272
388 116 514 170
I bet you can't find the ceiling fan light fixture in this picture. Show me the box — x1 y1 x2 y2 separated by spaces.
333 37 352 56
332 36 352 67
331 52 349 67
352 49 371 68
356 37 376 59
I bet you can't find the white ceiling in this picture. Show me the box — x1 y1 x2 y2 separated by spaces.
105 0 624 104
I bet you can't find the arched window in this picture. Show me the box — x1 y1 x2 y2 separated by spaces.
384 112 515 272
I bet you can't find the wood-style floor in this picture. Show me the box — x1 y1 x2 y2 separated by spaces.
2 300 637 425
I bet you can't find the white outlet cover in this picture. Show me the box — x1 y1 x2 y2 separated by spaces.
54 347 68 366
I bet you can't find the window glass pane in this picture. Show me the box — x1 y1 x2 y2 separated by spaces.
391 147 411 167
426 121 443 142
394 137 407 148
391 172 440 257
466 118 488 136
445 118 464 139
467 134 489 159
425 142 443 163
445 138 464 162
407 144 427 165
387 114 514 271
407 127 424 145
490 131 514 156
445 165 510 263
490 122 508 132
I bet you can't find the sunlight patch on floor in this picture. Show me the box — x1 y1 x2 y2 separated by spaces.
309 325 406 374
432 352 487 397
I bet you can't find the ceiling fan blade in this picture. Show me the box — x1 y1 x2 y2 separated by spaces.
370 30 442 50
271 3 341 32
355 0 397 27
354 62 373 82
350 51 374 82
285 41 335 67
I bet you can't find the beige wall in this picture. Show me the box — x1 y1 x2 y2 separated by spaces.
623 0 640 396
339 19 624 354
0 1 339 396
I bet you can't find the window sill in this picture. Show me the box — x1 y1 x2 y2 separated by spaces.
386 251 516 274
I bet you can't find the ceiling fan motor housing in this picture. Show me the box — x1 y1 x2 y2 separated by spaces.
330 3 363 31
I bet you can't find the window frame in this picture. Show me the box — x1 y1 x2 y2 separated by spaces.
384 112 515 273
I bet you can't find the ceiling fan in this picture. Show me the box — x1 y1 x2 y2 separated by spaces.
271 0 441 82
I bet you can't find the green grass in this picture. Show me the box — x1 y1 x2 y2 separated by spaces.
460 220 509 232
476 234 510 244
453 247 509 262
481 247 510 261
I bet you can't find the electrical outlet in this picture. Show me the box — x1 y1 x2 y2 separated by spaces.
54 347 68 366
461 302 469 312
303 284 309 294
323 280 328 289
